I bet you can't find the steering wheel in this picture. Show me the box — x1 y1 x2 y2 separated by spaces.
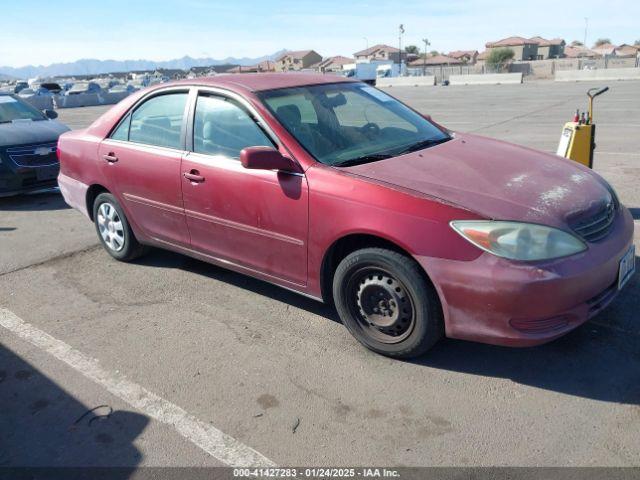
361 122 380 139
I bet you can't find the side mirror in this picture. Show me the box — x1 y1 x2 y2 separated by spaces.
240 146 299 172
43 109 58 119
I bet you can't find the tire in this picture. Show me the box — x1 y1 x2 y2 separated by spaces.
93 192 148 262
332 248 443 359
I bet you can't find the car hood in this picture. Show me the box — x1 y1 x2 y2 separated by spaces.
0 120 70 147
341 133 611 228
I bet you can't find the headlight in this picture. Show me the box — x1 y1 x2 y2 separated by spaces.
450 220 587 261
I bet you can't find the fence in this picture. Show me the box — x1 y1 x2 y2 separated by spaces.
405 55 639 82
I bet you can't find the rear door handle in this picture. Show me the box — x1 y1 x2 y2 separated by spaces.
103 153 118 163
184 170 205 183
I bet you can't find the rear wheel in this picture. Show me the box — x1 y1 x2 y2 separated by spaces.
93 193 147 261
333 248 443 358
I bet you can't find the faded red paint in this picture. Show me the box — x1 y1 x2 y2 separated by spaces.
58 74 634 347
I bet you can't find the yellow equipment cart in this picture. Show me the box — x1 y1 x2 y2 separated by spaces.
556 86 609 168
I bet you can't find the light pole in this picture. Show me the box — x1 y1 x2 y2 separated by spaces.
363 37 369 51
422 38 430 75
398 24 405 73
583 17 588 47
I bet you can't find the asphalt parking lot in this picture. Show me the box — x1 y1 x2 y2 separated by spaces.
1 80 639 468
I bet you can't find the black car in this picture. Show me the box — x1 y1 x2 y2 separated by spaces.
0 92 69 196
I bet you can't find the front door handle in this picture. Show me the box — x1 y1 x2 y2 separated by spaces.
184 170 205 183
103 153 118 163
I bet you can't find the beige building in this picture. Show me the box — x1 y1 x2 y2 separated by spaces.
274 50 323 71
353 44 405 63
408 54 462 67
312 56 354 73
447 50 479 64
485 36 539 61
563 46 599 58
529 37 565 59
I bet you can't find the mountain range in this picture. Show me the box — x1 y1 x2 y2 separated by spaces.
0 50 288 79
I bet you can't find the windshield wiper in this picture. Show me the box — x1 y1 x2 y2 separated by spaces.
332 153 393 167
394 137 450 156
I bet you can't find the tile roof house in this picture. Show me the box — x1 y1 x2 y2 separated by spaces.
563 46 599 58
614 44 640 57
353 44 406 63
447 50 479 64
485 36 539 61
408 54 462 67
274 50 323 71
529 36 566 59
591 43 617 56
312 56 354 73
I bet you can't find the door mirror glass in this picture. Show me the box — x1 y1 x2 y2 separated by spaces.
240 146 298 172
43 109 58 119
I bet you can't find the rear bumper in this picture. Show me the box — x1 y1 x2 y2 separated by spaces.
418 207 635 347
58 173 90 218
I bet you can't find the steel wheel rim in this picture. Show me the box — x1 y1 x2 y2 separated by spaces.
97 202 125 252
345 266 416 344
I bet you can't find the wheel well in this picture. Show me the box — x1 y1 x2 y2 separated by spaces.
320 234 423 304
85 184 109 221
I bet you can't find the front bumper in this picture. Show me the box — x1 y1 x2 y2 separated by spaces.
418 207 635 347
0 165 59 197
0 143 60 197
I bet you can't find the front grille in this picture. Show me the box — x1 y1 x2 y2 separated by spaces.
569 200 616 243
6 142 58 167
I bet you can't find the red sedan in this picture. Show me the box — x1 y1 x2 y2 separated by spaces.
57 74 635 358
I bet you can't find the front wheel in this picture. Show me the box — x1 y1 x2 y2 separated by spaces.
332 248 443 358
93 192 147 262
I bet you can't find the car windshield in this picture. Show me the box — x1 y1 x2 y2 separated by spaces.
259 82 450 166
0 95 46 123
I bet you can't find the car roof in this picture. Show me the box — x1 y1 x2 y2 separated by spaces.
169 72 357 93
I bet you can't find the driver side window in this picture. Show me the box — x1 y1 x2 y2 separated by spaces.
193 95 273 158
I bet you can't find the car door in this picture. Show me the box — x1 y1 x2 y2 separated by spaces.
181 91 308 286
98 89 190 246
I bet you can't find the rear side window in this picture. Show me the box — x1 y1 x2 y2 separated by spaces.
193 95 273 158
128 93 188 149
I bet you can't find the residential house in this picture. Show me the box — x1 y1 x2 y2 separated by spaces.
591 43 617 56
615 44 640 57
313 56 354 73
447 50 479 64
476 50 489 65
485 36 539 61
353 44 406 64
563 46 599 58
274 50 323 71
408 54 462 68
227 61 277 74
529 37 565 59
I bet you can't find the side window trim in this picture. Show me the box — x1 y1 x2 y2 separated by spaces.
190 92 277 160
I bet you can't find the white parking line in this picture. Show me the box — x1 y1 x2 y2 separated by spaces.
0 308 276 467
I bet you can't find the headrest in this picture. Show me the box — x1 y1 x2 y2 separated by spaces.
276 104 302 128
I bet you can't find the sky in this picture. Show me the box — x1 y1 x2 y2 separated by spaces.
1 0 639 67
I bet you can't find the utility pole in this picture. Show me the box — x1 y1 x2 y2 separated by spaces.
363 37 369 50
398 24 405 73
422 38 430 75
583 17 588 47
